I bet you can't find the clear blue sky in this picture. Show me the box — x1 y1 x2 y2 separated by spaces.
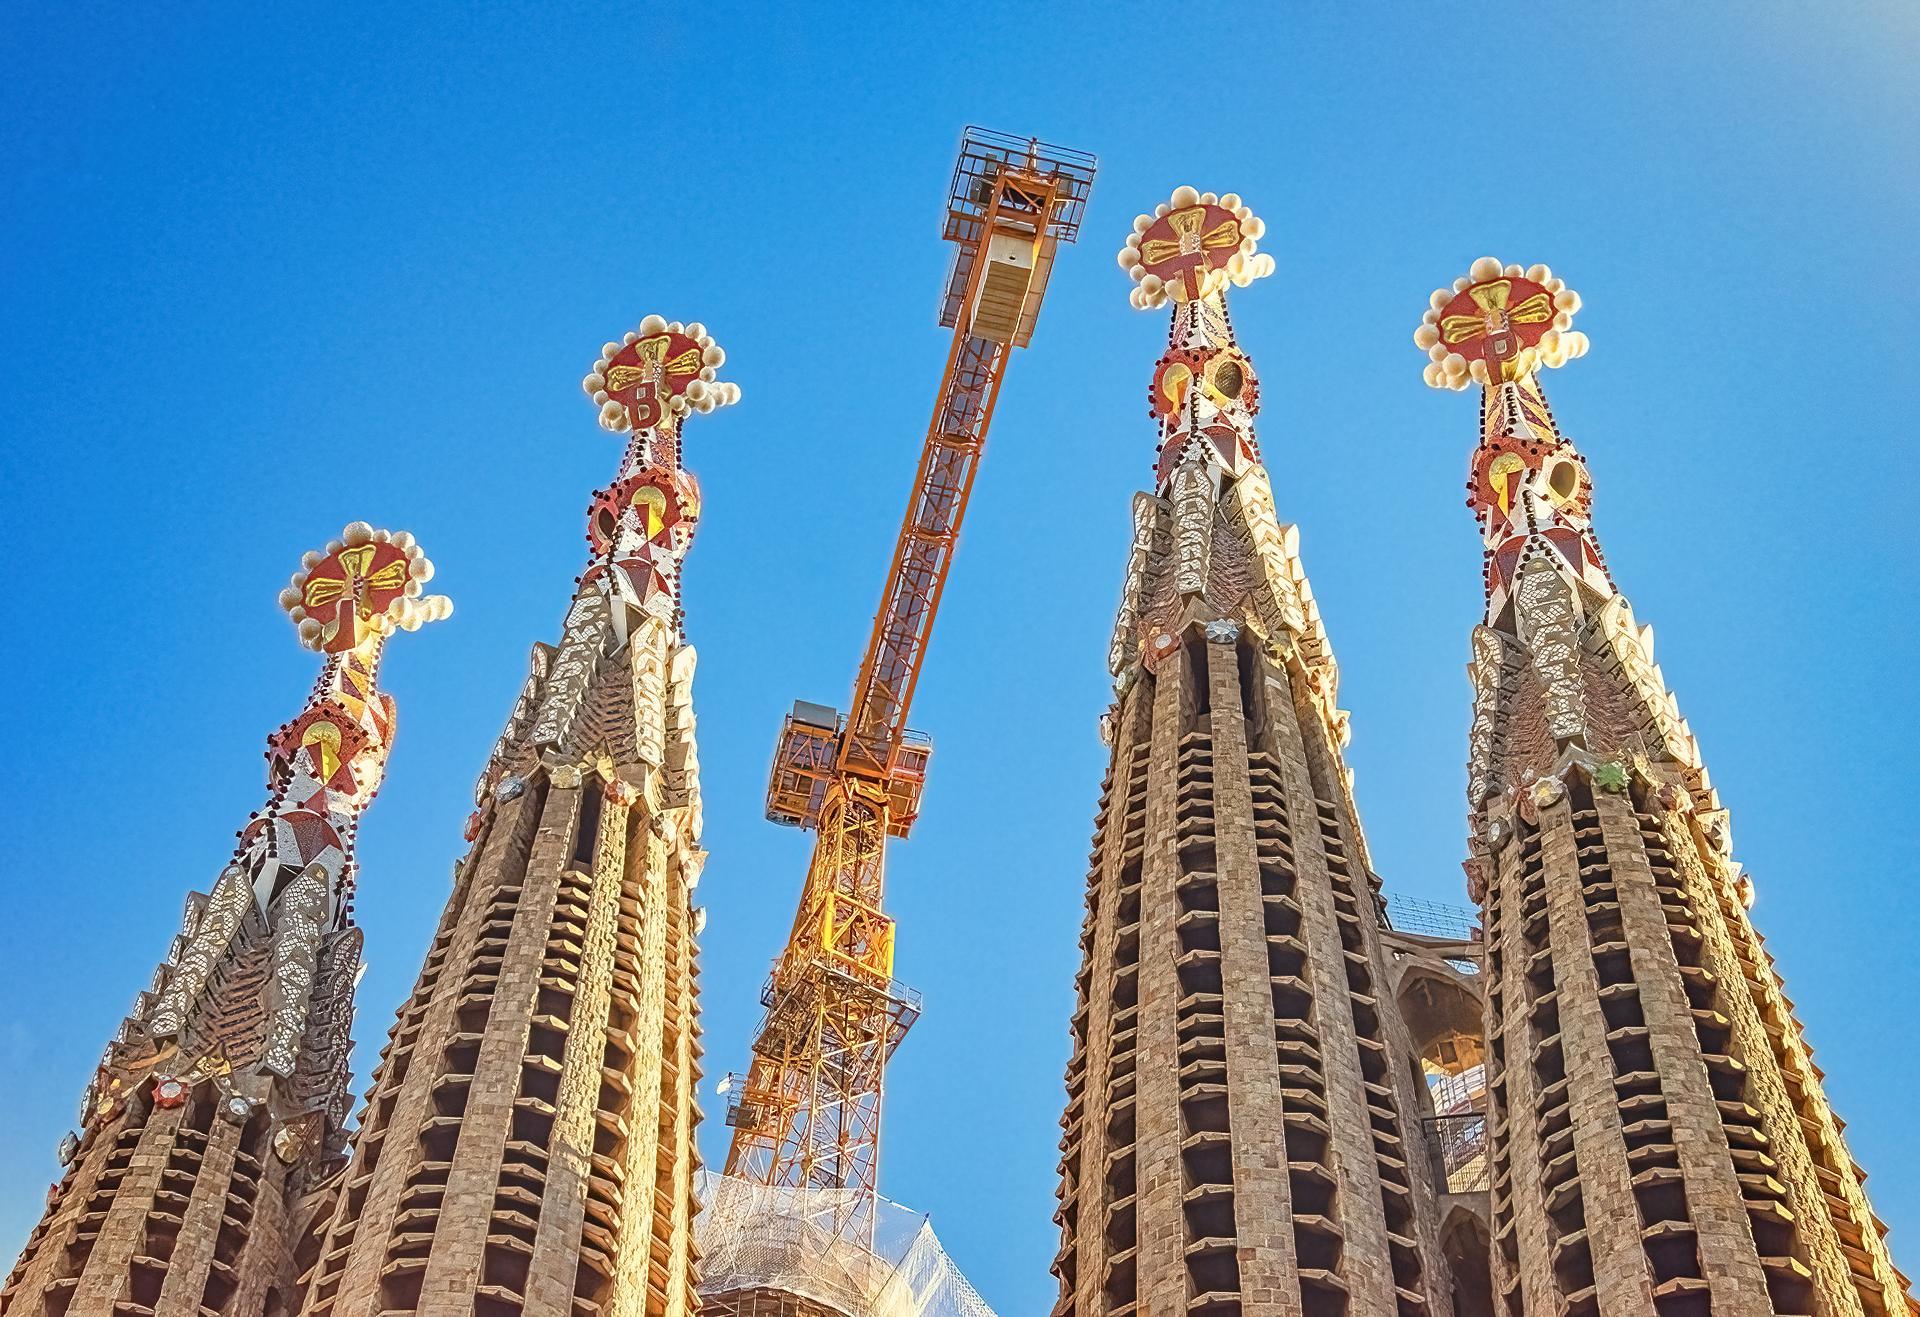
5 6 1917 1311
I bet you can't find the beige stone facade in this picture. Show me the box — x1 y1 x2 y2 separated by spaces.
1052 262 1454 1314
293 612 707 1317
2 530 448 1317
1451 355 1917 1315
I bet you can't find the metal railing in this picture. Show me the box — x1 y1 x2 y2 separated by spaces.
1424 1111 1492 1194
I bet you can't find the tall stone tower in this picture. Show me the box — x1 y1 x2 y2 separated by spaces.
1416 258 1915 1317
1 524 450 1317
293 319 739 1317
1050 188 1451 1317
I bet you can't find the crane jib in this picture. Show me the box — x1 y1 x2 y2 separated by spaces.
721 130 1095 1247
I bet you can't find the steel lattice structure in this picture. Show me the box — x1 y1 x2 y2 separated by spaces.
721 128 1095 1244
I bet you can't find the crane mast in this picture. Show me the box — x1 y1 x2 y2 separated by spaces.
722 130 1095 1236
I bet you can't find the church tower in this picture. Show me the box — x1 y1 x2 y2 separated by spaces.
1049 188 1451 1317
1417 258 1915 1316
1 524 450 1317
293 319 738 1317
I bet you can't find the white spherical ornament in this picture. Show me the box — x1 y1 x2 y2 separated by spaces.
1527 264 1551 284
1453 276 1471 292
640 313 666 334
1423 362 1444 388
1243 216 1266 240
686 321 706 341
1429 343 1449 364
409 556 434 582
1504 264 1522 277
1154 202 1170 217
1414 324 1440 350
582 372 605 395
1470 256 1503 282
1431 289 1451 311
279 587 302 610
391 530 415 551
1221 193 1242 211
600 399 627 430
686 379 709 402
1554 289 1581 314
704 344 726 367
601 342 620 360
1117 247 1140 270
1171 184 1199 208
343 521 374 546
298 618 323 643
1444 353 1468 377
1468 359 1490 384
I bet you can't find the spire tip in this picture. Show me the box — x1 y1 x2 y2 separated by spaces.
1416 260 1587 391
1120 189 1273 310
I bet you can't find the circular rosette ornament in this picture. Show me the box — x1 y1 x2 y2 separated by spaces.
1119 186 1276 310
280 523 453 653
583 316 740 433
587 466 702 554
1415 258 1590 390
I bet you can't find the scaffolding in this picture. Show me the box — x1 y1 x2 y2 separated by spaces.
696 1174 996 1317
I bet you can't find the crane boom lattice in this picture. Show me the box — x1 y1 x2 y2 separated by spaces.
721 129 1095 1250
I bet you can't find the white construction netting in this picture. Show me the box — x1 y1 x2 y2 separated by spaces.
695 1173 997 1317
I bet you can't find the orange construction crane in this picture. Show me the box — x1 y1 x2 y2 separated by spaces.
721 128 1095 1236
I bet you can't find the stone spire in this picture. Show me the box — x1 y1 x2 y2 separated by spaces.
292 318 736 1317
1 524 450 1317
1050 187 1452 1317
1419 258 1916 1316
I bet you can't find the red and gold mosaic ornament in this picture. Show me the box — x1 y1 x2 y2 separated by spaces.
1121 187 1276 310
583 316 741 434
281 524 449 653
1149 351 1199 419
587 466 701 554
1415 258 1589 390
270 706 373 794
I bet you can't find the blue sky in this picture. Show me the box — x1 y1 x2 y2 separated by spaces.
4 5 1917 1311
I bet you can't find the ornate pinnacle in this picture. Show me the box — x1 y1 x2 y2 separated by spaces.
1414 257 1589 391
280 522 452 653
583 315 741 438
1118 185 1274 310
577 318 740 632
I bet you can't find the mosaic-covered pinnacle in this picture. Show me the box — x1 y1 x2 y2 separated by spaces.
279 522 452 652
584 315 740 433
1118 186 1275 310
1415 256 1589 390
